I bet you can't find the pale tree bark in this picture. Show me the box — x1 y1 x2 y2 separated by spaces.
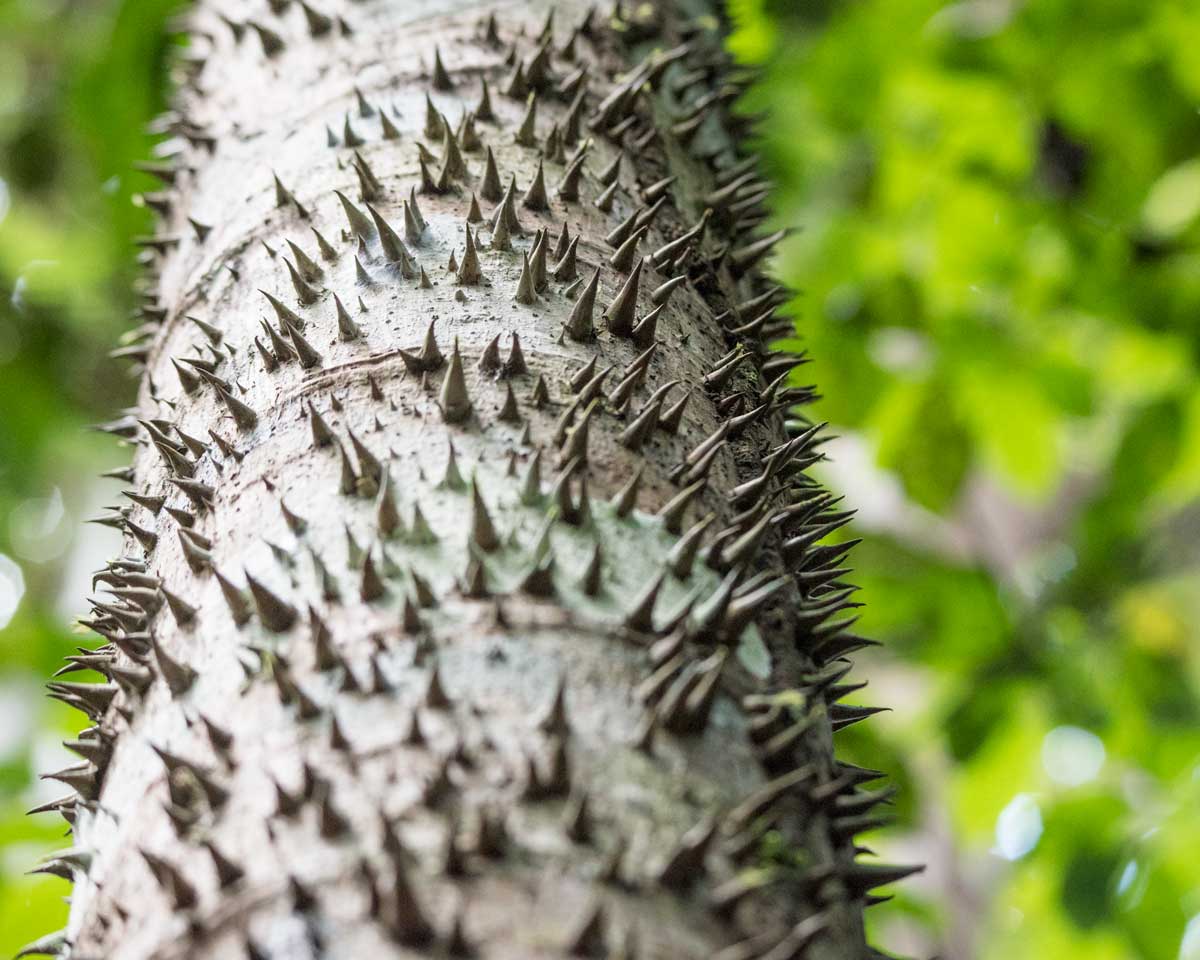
28 1 916 958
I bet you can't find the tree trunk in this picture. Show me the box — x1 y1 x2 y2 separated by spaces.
29 1 914 958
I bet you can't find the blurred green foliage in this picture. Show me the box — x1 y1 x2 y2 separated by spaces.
729 0 1200 956
0 0 1197 957
0 0 181 950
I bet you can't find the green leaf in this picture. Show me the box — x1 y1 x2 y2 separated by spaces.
872 378 971 510
1141 157 1200 240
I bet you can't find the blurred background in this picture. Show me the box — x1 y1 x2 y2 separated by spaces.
0 0 1198 956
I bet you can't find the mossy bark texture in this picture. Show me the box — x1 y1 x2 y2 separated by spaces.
30 2 916 958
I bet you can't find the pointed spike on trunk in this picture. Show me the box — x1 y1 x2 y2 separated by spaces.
530 230 550 290
603 257 643 336
631 303 663 348
564 267 600 340
152 638 197 696
286 240 323 281
260 288 306 331
625 572 664 632
514 252 538 305
161 586 198 626
497 382 521 422
400 188 426 235
418 320 445 370
478 334 501 374
14 930 69 959
360 550 386 601
530 374 551 408
650 274 686 307
333 293 363 340
299 1 333 36
476 75 496 120
504 60 528 99
424 663 451 708
463 190 483 222
214 382 258 431
439 112 467 179
660 480 706 535
456 222 483 285
308 401 335 447
611 465 643 518
273 172 296 208
557 153 586 202
288 322 323 368
598 154 621 186
441 441 466 491
427 154 451 194
656 816 718 887
501 175 523 232
619 398 661 451
522 159 549 210
335 189 375 239
593 178 618 213
481 146 503 202
608 225 647 272
372 464 403 536
377 104 401 139
432 47 453 90
561 399 596 464
423 92 442 139
245 573 298 632
366 202 414 269
439 339 473 423
204 841 245 888
519 450 543 505
345 429 383 497
489 199 514 251
470 481 500 552
606 208 640 248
